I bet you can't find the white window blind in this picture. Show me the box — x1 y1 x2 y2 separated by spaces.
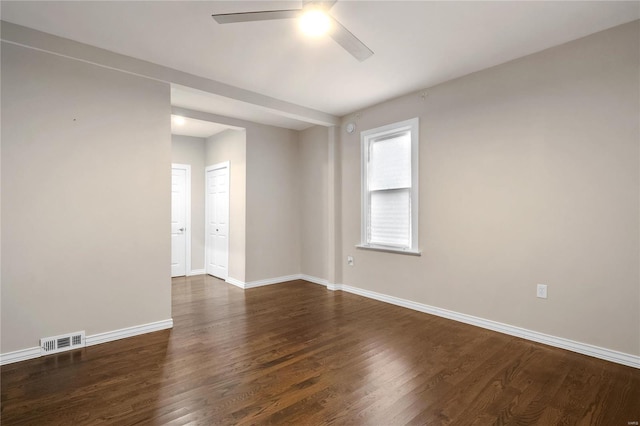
360 117 419 255
368 132 411 246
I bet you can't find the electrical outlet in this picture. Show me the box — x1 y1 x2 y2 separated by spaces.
537 284 548 299
347 256 354 266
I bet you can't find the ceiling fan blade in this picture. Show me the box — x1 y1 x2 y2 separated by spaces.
328 17 374 62
212 9 300 24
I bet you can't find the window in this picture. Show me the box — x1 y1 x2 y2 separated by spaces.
359 117 420 255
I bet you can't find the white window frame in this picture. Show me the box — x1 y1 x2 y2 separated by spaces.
358 117 420 255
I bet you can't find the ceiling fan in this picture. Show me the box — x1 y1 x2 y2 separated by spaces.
212 0 374 62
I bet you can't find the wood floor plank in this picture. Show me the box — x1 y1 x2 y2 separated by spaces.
2 275 639 425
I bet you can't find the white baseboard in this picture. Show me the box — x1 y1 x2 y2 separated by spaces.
225 276 246 288
244 274 302 289
0 346 41 366
188 269 205 276
300 274 328 287
220 276 639 368
336 283 640 369
85 319 173 347
226 274 327 289
0 319 174 366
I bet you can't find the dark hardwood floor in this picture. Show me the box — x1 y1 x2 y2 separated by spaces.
2 275 639 425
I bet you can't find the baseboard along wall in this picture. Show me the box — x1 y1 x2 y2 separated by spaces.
0 347 42 366
227 273 638 368
323 282 639 370
4 275 636 369
226 274 327 289
0 319 173 366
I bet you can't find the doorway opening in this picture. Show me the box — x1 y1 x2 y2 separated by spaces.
170 114 246 282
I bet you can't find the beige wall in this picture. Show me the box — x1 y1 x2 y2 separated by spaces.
3 18 632 362
339 21 639 355
1 42 172 353
172 135 206 272
299 126 329 280
171 112 303 285
245 125 300 282
206 129 247 283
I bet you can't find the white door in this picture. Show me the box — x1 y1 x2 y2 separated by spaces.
171 167 188 277
206 163 229 279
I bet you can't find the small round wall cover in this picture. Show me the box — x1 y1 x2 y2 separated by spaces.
346 123 356 134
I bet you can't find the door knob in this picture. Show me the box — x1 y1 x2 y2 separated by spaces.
179 228 185 232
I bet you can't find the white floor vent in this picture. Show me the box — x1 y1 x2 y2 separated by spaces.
40 331 85 356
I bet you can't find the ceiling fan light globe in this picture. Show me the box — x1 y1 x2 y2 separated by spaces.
299 9 331 37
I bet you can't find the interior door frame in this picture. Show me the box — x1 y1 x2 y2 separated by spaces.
171 163 192 276
205 161 230 279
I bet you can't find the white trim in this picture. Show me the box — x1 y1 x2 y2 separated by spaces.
360 117 420 252
326 283 343 291
205 162 230 281
244 274 302 289
356 244 421 256
85 319 173 347
0 319 173 365
226 274 327 289
0 347 41 366
335 283 639 369
188 269 205 276
300 274 329 287
172 163 191 278
225 276 246 289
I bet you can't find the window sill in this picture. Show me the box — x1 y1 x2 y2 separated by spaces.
356 244 422 256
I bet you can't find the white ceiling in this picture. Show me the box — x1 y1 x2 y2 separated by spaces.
2 1 638 130
171 114 240 138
